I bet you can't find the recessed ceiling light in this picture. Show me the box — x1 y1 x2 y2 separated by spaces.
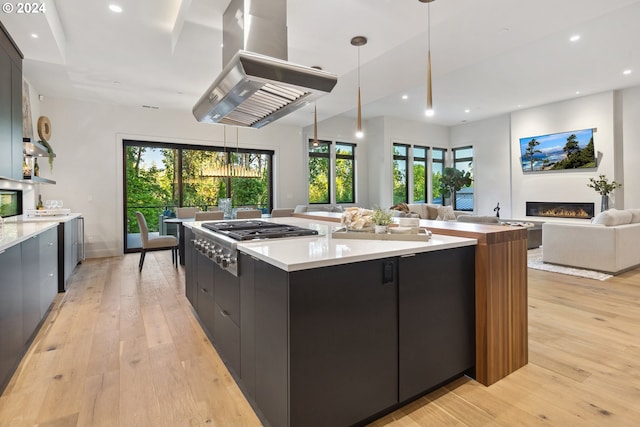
575 90 581 95
109 4 123 13
464 109 470 113
570 35 581 42
402 95 408 100
31 33 38 39
623 69 632 75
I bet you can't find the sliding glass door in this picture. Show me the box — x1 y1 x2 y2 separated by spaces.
124 140 273 252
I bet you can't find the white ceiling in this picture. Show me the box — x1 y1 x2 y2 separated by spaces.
3 0 640 129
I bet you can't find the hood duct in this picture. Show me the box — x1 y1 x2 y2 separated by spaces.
193 0 338 128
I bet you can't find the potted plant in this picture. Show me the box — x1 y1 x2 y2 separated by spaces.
371 206 393 234
439 167 473 207
588 174 622 211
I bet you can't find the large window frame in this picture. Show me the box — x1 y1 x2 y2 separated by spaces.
123 139 273 252
412 146 428 203
452 146 474 211
335 142 356 204
308 140 332 204
393 143 410 205
431 147 446 205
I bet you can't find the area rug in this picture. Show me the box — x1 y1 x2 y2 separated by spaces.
527 247 613 281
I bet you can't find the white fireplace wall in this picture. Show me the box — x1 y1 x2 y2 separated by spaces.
510 91 616 219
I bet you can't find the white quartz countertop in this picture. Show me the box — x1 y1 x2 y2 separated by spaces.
188 216 477 272
0 221 58 252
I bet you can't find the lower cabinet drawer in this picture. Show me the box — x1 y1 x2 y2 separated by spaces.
213 301 240 375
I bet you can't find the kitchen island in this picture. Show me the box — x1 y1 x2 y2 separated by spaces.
185 217 478 427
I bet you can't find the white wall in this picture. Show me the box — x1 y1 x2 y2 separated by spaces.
622 86 640 208
450 115 512 218
38 97 306 258
510 92 616 219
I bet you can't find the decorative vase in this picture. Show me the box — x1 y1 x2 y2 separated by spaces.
601 195 609 212
374 225 388 234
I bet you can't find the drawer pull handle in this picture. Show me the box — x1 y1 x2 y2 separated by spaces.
220 310 230 318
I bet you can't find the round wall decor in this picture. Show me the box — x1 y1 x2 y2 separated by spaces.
37 116 52 141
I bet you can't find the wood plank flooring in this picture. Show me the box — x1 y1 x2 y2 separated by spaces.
2 252 640 427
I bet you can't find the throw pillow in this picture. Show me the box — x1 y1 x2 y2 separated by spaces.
436 205 457 221
591 209 633 226
426 205 439 220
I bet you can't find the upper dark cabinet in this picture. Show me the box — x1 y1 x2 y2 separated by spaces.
0 22 23 180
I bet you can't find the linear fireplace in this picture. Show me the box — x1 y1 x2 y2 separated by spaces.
526 201 595 219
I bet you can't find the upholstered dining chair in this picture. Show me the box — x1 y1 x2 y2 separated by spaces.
195 211 224 221
271 208 294 218
236 209 262 219
176 207 198 219
135 211 178 272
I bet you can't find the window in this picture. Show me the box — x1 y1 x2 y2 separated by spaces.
413 146 427 203
308 140 331 204
431 148 445 205
453 146 474 211
123 140 273 252
393 144 409 204
335 142 355 203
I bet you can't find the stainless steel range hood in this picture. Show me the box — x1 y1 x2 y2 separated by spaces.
192 0 338 128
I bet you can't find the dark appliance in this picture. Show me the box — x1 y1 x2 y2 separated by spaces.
192 220 318 276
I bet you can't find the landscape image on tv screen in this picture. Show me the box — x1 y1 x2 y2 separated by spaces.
520 128 596 172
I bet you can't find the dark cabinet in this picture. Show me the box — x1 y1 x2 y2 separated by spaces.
0 244 23 390
21 235 41 344
39 228 58 317
240 255 398 427
0 227 59 393
59 218 79 292
195 250 215 333
398 247 476 401
0 23 23 179
184 227 196 306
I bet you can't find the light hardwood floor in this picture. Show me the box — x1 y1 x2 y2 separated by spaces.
1 252 640 427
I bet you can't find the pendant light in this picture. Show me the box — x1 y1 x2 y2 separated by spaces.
203 125 260 178
419 0 435 117
351 36 367 138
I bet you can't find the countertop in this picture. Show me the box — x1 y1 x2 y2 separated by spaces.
15 212 83 223
0 221 59 252
1 213 83 252
187 216 477 272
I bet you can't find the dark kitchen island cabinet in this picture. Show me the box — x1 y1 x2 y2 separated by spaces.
235 246 475 427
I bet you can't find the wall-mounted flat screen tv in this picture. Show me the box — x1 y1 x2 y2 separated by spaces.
520 128 596 172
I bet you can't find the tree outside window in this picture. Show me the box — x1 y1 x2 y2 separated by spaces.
431 148 446 205
336 143 355 203
413 146 427 203
308 140 331 204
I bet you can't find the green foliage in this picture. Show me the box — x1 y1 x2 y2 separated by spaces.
587 174 622 196
393 160 407 205
551 136 596 169
38 140 55 171
524 138 542 172
371 206 393 226
413 163 426 202
439 167 472 205
335 158 354 203
432 171 443 201
309 157 329 203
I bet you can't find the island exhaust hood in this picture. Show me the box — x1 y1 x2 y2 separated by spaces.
192 0 338 128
